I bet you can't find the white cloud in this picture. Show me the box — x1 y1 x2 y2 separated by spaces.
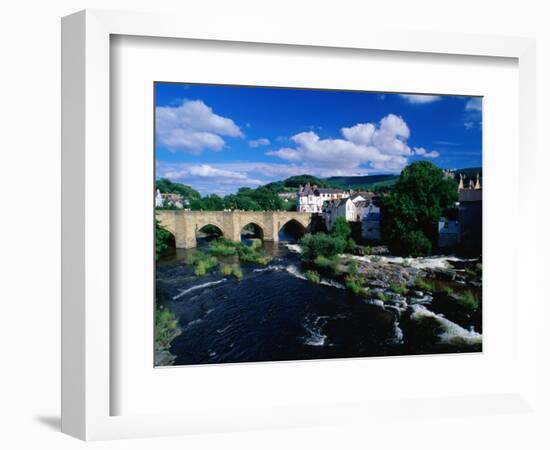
465 97 482 112
248 137 270 147
156 100 243 153
158 163 263 191
398 94 442 104
267 114 412 172
413 147 440 158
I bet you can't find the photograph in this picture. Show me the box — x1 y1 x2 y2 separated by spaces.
154 83 483 367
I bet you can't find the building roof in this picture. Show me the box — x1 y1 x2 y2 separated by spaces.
299 183 345 196
317 188 344 194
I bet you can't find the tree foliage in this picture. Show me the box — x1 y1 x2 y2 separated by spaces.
331 217 352 241
155 221 172 260
381 161 458 256
156 178 201 201
299 233 346 262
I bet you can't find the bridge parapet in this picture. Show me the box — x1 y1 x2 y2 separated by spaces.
156 210 313 248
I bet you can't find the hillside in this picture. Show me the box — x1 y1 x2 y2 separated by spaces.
156 178 201 200
326 174 399 191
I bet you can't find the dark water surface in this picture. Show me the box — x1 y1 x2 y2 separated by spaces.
156 238 482 366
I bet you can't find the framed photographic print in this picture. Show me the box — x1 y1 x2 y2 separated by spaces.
62 9 538 441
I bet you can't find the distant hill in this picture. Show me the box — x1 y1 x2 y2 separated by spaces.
326 174 400 190
156 178 201 200
264 173 400 193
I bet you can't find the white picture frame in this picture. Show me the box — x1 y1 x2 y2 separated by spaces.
61 9 537 441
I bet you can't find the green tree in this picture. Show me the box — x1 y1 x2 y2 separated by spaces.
155 221 172 260
299 233 346 262
381 161 458 256
331 217 352 240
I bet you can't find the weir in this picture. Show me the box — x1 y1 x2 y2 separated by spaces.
156 210 314 248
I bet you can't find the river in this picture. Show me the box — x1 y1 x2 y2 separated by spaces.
156 235 482 366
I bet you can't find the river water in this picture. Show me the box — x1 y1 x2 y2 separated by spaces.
156 236 482 366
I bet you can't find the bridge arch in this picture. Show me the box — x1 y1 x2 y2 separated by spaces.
240 222 264 241
278 218 307 241
196 223 224 238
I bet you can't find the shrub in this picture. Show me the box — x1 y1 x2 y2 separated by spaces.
155 221 172 260
299 233 346 262
376 291 390 303
313 255 341 276
186 251 219 276
332 216 352 240
237 244 272 265
305 270 321 284
456 290 480 311
209 239 238 256
345 273 369 296
400 230 432 257
390 283 408 295
415 277 435 292
443 285 455 296
154 306 181 352
346 260 359 275
221 263 243 280
346 238 357 252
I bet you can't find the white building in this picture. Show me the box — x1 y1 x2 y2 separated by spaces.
322 192 377 231
155 189 163 208
297 183 348 213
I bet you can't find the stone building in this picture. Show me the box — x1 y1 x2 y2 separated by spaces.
438 218 460 248
458 173 482 255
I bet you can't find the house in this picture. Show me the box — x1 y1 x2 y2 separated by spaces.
361 203 381 241
322 198 354 230
458 173 482 255
322 191 380 233
297 183 348 213
277 192 296 202
157 192 186 209
155 189 163 207
438 218 460 248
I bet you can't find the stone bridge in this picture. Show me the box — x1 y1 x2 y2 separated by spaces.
156 210 314 248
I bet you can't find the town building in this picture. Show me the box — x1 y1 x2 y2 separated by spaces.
361 203 381 241
457 173 482 255
438 218 460 248
155 191 187 209
297 183 348 213
322 191 381 236
155 189 163 208
277 192 296 202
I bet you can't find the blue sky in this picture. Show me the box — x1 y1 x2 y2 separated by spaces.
155 83 482 195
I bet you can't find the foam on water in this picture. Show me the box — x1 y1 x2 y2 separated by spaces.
320 278 345 289
302 314 328 346
172 278 227 300
351 254 475 270
410 304 482 346
388 320 404 344
283 243 303 254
